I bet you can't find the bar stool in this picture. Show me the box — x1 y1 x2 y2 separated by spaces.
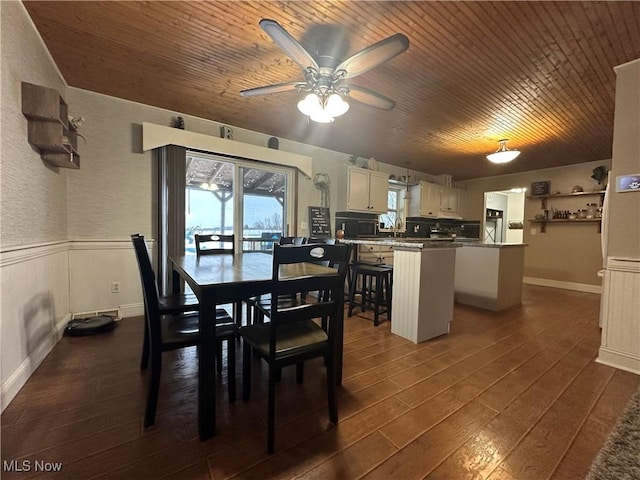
348 263 393 326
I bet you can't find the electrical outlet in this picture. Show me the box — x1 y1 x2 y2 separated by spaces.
111 282 120 294
530 228 536 235
301 221 308 229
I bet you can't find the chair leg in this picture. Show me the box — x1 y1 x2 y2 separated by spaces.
348 268 358 317
296 362 304 384
374 274 381 327
267 364 277 454
216 340 223 373
386 273 392 321
242 340 252 401
140 315 150 370
227 338 236 403
326 352 338 424
144 350 162 428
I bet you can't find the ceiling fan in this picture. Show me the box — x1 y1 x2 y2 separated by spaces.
240 19 410 123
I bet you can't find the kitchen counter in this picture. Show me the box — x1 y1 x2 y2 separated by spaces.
341 237 457 343
453 240 526 248
340 238 462 249
454 243 527 311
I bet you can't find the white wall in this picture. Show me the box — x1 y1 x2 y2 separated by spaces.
597 58 640 374
0 1 72 410
463 160 612 290
505 191 525 244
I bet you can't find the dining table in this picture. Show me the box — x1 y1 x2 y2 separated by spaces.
170 251 345 441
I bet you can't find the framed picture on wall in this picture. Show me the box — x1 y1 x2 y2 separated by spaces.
530 181 551 196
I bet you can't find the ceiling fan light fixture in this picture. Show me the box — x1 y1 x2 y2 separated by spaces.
297 92 349 123
297 93 320 117
487 139 521 164
326 93 349 116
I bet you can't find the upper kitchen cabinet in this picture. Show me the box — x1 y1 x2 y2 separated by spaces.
439 186 459 214
346 167 389 213
408 181 440 217
21 82 80 168
408 181 467 219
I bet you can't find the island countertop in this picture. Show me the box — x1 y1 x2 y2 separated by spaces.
339 238 462 249
454 240 527 248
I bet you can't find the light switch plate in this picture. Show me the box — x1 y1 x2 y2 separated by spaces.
530 228 536 235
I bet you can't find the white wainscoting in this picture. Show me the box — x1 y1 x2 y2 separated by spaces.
68 239 144 316
597 257 640 374
1 241 71 411
1 239 145 412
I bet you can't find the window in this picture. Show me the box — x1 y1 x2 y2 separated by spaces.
379 187 406 230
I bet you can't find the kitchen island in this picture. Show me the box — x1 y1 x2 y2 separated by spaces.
453 241 527 311
341 238 461 343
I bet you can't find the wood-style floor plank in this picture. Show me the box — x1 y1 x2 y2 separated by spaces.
1 285 638 480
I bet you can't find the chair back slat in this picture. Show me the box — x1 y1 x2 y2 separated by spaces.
195 234 235 255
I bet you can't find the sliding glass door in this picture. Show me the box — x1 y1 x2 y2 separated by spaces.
242 166 288 252
185 151 294 254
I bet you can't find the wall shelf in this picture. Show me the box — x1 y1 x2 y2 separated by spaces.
527 189 605 232
22 82 80 169
528 190 605 209
528 218 602 233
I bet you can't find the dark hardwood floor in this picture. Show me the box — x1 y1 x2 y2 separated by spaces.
2 285 638 479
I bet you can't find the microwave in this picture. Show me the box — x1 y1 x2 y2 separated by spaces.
335 212 378 238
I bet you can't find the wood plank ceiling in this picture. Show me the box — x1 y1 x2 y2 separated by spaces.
23 1 640 180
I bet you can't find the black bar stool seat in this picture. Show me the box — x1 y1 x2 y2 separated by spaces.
348 263 393 326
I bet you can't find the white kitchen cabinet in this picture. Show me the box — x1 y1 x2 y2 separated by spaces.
347 167 389 213
457 189 468 219
408 181 440 217
439 186 459 214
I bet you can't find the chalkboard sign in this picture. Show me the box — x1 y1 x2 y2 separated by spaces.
308 207 331 237
530 180 551 196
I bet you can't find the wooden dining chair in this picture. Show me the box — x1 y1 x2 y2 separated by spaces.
194 233 235 255
279 236 307 245
194 233 244 328
132 234 238 428
131 233 199 370
244 236 308 324
239 243 350 453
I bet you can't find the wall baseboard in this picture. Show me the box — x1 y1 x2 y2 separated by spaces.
523 276 602 294
595 348 640 375
119 303 144 318
1 314 70 412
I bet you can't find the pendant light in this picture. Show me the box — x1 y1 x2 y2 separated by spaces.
487 139 521 164
404 162 412 200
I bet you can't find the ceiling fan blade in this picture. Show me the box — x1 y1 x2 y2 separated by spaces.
343 84 396 110
240 81 306 97
335 33 409 80
259 19 319 73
